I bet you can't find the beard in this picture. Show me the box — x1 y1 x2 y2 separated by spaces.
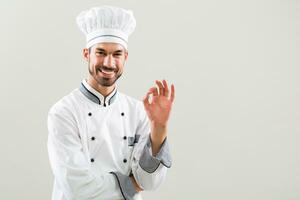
88 62 123 87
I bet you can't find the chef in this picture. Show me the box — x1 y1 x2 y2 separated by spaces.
47 5 175 200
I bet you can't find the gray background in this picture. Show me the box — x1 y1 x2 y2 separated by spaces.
0 0 299 199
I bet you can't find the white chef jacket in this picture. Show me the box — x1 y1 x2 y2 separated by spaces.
47 79 172 200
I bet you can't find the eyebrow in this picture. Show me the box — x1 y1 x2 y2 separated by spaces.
95 48 124 53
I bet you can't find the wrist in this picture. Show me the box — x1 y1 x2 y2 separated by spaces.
130 176 143 192
151 122 167 135
151 122 167 136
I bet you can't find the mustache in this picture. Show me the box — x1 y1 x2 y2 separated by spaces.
97 66 118 72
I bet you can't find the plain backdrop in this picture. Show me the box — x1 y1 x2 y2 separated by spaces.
0 0 299 199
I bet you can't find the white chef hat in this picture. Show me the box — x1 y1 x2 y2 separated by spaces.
76 6 136 50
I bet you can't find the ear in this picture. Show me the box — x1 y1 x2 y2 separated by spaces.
83 48 89 62
124 50 128 61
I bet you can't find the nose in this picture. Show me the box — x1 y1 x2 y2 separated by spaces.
103 54 115 68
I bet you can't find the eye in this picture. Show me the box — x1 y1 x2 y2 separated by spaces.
114 53 122 57
96 51 105 56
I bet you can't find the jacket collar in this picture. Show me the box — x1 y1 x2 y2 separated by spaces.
79 79 117 107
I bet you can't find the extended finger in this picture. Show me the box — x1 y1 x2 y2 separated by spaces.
156 80 164 96
162 79 169 98
170 84 175 103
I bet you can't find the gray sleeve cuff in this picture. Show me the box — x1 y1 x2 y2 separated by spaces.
110 172 137 200
138 136 172 173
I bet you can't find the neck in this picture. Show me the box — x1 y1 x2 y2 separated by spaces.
87 76 115 97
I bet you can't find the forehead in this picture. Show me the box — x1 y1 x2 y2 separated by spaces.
92 42 125 52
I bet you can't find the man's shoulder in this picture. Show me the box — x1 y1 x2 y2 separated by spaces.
48 88 82 115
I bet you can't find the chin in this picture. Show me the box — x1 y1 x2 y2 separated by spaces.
96 77 117 87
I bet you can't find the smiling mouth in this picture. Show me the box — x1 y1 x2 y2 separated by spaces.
97 67 116 77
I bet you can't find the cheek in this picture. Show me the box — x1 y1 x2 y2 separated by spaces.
90 56 103 64
91 60 103 68
116 58 125 68
117 63 124 72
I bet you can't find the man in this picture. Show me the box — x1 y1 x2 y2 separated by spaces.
47 6 175 200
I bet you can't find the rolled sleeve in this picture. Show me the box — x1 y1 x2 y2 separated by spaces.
139 136 172 173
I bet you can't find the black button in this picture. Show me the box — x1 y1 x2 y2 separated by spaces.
91 158 94 162
121 112 124 116
91 137 95 141
123 158 127 163
123 136 127 140
88 112 92 116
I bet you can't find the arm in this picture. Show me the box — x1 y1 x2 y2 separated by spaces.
47 105 135 200
145 80 175 156
130 80 175 191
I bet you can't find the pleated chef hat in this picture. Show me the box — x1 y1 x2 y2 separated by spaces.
76 6 136 50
